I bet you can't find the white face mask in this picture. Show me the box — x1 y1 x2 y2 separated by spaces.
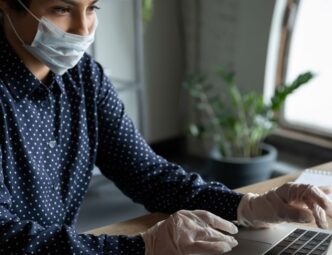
6 0 98 75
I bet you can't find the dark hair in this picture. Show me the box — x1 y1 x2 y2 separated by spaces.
4 0 31 12
0 0 30 25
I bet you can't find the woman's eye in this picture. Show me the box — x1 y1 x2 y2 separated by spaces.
88 5 101 12
52 6 71 15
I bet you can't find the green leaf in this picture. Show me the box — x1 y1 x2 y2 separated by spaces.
229 85 242 109
217 67 235 85
188 124 202 137
270 71 314 111
189 89 203 99
142 0 154 23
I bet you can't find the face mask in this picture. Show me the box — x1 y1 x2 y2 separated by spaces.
6 0 98 75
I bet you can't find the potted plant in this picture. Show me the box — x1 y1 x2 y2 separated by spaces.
184 68 314 188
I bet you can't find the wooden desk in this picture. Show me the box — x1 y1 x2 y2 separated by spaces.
86 161 332 236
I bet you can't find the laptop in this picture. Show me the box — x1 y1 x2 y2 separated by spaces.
225 223 332 255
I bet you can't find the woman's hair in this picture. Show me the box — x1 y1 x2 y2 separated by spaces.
0 0 30 27
4 0 31 12
0 0 30 23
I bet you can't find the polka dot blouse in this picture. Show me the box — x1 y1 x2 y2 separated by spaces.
0 32 243 254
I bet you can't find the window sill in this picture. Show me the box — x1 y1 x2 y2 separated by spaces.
265 128 332 170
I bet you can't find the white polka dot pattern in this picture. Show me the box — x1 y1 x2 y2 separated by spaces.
0 31 243 254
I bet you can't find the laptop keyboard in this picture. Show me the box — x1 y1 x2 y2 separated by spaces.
264 228 332 255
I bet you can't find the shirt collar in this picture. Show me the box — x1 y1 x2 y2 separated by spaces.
0 31 64 100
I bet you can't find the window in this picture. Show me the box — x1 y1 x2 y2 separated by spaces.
278 0 332 137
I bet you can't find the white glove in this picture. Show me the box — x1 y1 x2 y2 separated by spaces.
237 182 332 229
141 209 238 255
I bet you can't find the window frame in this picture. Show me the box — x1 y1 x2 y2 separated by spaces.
275 0 332 142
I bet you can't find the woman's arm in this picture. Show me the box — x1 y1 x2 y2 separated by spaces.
93 60 243 221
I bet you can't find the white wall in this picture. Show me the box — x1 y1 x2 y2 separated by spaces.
143 0 185 143
92 0 186 144
234 0 276 93
93 0 141 131
183 0 276 92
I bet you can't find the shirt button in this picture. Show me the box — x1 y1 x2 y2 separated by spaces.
49 140 57 148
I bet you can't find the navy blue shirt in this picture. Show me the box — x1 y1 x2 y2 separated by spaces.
0 31 243 254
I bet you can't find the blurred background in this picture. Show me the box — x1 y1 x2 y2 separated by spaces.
76 0 332 233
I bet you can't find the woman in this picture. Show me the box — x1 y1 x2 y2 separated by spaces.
0 0 331 254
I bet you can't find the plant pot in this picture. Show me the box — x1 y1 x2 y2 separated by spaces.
206 143 277 189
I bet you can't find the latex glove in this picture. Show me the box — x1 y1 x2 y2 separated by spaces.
141 209 238 255
237 182 332 229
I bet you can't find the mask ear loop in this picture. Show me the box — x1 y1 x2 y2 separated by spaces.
6 0 41 45
17 0 41 22
5 14 25 45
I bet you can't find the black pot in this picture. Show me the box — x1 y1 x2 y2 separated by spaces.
207 144 277 189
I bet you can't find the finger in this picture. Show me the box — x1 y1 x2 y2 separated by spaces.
307 186 332 218
312 204 328 229
205 228 238 243
185 240 238 254
319 186 332 195
191 210 238 234
282 205 313 223
288 184 332 218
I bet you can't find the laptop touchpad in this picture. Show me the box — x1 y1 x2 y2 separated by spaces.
235 224 296 244
224 239 271 255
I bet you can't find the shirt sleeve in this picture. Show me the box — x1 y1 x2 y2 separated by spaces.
94 61 244 222
0 146 145 254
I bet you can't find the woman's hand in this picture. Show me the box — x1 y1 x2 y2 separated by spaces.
237 182 332 229
141 209 238 255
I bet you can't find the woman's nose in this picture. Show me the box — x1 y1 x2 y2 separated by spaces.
71 15 92 36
